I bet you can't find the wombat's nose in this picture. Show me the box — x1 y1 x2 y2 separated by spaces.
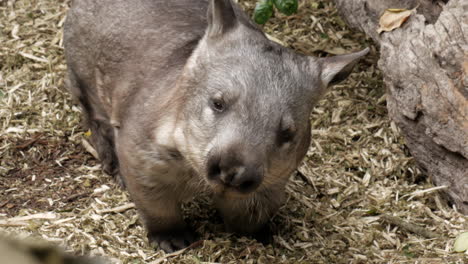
207 158 261 193
228 167 262 193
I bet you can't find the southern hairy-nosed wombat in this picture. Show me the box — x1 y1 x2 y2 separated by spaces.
63 0 368 253
0 236 105 264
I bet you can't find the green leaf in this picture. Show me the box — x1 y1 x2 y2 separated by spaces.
365 208 379 216
254 0 274 24
454 232 468 253
402 245 416 258
273 0 298 16
0 89 4 98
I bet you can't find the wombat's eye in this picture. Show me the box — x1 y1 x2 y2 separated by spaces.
278 128 295 145
211 99 225 113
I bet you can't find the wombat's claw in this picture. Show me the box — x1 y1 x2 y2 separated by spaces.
148 229 196 253
112 172 126 188
102 163 125 187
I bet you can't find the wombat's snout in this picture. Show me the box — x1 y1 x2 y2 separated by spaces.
207 151 262 194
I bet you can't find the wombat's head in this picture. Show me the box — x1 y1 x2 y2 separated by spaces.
177 0 368 196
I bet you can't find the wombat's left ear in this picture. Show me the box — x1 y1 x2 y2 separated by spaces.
207 0 238 37
318 47 370 87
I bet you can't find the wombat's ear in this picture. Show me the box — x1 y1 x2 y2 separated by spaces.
318 47 369 87
207 0 237 37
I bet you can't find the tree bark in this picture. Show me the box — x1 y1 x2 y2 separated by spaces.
332 0 468 213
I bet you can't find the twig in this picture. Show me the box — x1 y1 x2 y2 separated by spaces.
96 203 135 214
296 165 318 192
149 240 204 264
0 199 10 208
14 133 43 149
0 212 57 226
380 214 439 239
265 33 285 46
276 235 294 251
0 222 29 227
3 212 56 222
18 51 49 63
65 191 92 202
295 169 312 185
402 185 448 201
81 138 99 159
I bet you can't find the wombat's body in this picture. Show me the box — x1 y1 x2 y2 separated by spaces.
64 0 368 252
0 236 103 264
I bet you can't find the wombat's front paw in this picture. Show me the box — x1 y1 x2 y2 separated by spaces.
226 222 273 245
251 224 273 245
252 225 273 245
148 228 196 253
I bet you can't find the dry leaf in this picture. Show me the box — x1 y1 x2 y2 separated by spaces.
454 232 468 253
387 8 408 12
377 8 415 34
84 129 92 137
265 33 285 46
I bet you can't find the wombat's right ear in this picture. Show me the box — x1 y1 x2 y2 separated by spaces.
207 0 238 37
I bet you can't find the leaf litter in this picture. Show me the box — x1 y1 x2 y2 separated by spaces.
0 0 467 263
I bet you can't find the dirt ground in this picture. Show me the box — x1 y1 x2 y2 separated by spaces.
1 0 467 263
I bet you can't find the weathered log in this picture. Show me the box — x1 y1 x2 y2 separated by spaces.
332 0 468 213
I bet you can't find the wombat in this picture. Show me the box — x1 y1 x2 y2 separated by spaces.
64 0 368 253
0 235 106 264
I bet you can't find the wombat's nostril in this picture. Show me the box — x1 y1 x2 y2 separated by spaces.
238 180 257 192
232 172 261 193
207 158 261 193
225 166 262 193
220 166 244 185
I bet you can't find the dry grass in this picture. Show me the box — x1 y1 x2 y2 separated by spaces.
1 0 467 263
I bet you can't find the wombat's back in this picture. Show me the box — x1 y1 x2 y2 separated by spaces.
65 0 208 59
64 0 208 107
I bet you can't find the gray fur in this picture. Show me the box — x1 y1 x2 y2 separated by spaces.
64 0 368 253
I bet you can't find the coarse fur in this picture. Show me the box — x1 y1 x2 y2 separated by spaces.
64 0 368 253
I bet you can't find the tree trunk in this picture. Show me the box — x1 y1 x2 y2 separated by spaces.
332 0 468 213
